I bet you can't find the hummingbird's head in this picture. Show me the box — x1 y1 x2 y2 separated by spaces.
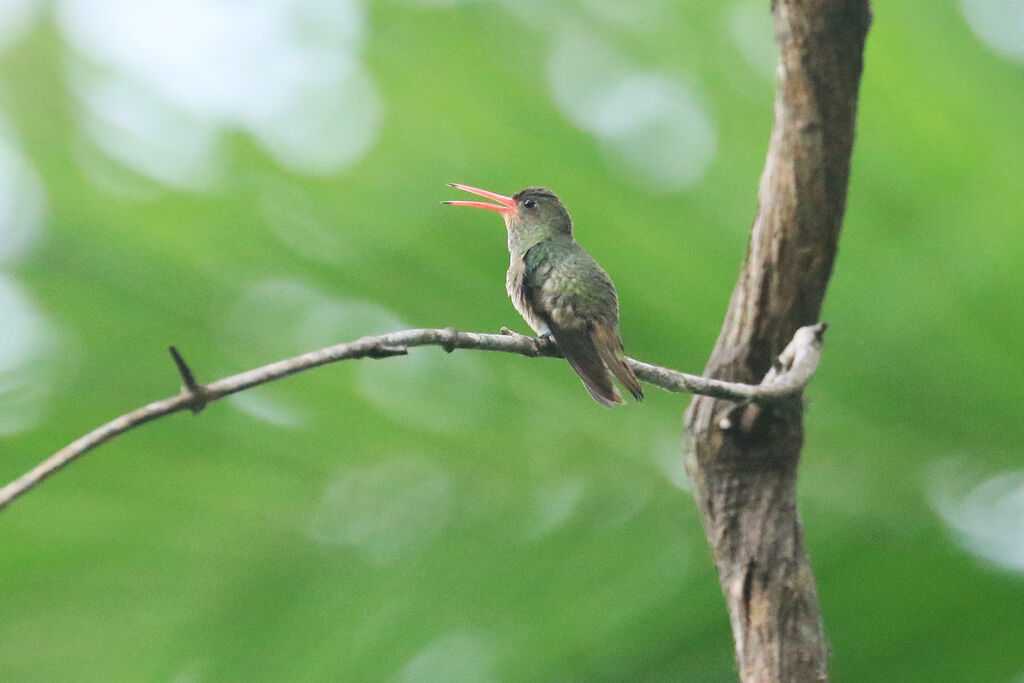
445 184 573 240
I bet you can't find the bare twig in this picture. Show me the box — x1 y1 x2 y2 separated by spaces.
168 345 208 414
0 324 824 513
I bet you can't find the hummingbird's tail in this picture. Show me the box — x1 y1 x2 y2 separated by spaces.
591 325 645 402
550 322 644 407
551 323 624 408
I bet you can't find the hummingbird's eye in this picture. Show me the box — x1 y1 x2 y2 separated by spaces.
523 199 536 209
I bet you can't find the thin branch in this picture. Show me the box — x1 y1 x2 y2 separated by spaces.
168 345 208 414
0 324 825 513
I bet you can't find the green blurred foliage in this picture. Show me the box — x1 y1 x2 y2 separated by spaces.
1 1 1023 681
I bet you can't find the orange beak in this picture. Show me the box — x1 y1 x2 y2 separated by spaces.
443 183 515 214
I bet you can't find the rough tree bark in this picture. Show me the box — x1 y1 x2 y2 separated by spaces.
684 1 871 681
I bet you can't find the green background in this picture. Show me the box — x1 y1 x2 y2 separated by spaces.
2 1 1023 680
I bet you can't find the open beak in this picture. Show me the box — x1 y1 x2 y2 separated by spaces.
443 183 515 214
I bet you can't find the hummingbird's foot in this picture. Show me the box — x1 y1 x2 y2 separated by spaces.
532 332 559 355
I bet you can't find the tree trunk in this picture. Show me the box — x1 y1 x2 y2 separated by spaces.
684 1 871 680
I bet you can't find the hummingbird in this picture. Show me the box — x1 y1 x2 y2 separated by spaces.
445 183 644 407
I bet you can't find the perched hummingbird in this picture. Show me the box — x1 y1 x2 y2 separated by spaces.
445 183 644 407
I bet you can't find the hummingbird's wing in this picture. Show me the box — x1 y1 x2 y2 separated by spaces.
522 241 624 407
543 250 643 402
591 324 644 402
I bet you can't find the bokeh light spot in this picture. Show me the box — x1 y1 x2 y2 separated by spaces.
0 0 41 54
228 390 306 428
653 432 690 491
0 117 46 265
247 61 381 176
0 275 59 436
223 279 408 425
58 0 381 187
398 630 497 683
729 0 778 79
69 65 224 191
225 279 408 359
356 348 493 433
547 27 717 190
929 457 1024 573
257 177 359 266
309 455 452 566
524 476 587 539
959 0 1024 63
